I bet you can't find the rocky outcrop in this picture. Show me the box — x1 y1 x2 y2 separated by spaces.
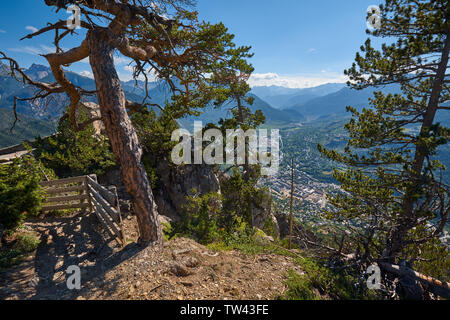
250 190 280 239
275 212 291 239
275 211 317 248
76 102 104 136
99 157 221 221
154 157 221 221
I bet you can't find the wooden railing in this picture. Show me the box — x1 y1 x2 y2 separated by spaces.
86 174 124 245
40 175 124 245
40 176 90 212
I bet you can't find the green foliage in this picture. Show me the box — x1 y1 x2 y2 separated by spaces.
170 186 269 247
132 109 179 160
262 215 278 239
34 111 116 177
0 151 54 230
207 227 292 256
220 168 269 229
130 6 256 121
281 257 376 300
169 169 273 246
131 109 179 189
12 232 41 252
318 0 450 270
282 269 321 300
0 231 41 270
405 237 450 282
162 221 173 242
171 192 222 244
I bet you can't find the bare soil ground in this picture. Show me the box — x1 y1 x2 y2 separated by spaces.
0 212 301 300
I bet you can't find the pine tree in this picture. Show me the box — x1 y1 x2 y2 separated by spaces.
319 0 450 268
34 109 116 178
1 0 256 245
216 71 268 230
217 72 266 180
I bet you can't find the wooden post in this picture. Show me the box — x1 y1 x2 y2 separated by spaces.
82 176 88 210
108 185 125 246
289 158 294 250
87 174 97 213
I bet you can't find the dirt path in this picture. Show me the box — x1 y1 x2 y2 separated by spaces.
0 211 130 300
0 213 301 300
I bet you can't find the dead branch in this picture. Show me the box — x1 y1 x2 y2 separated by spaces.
378 262 450 299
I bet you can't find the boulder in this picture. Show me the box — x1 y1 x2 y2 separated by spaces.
76 102 104 136
154 157 220 221
250 190 280 239
275 211 317 248
254 228 275 243
169 262 192 277
99 157 221 221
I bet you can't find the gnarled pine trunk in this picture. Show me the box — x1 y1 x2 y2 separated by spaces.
87 29 162 246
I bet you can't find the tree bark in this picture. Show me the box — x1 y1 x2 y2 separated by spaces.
87 29 162 246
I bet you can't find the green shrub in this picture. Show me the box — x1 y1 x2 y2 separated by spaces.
0 231 41 269
170 192 222 244
281 257 377 300
283 269 320 300
0 152 53 230
406 238 450 282
132 110 179 191
162 221 173 242
34 111 116 177
220 168 273 233
131 109 178 160
13 232 41 252
263 216 278 239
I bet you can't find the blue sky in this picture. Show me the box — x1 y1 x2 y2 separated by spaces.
0 0 382 88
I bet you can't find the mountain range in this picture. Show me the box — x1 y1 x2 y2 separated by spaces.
0 63 310 123
251 83 346 110
0 63 405 147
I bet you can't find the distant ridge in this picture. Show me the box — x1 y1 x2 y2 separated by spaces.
0 64 305 144
251 83 346 109
284 84 402 121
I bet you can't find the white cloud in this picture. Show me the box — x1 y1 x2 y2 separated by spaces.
0 29 6 34
40 45 57 53
79 71 94 79
248 72 348 89
117 71 133 82
25 25 39 33
9 44 55 55
307 48 317 53
118 67 159 83
124 65 134 72
115 56 132 65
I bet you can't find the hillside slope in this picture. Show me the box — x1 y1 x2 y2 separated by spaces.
0 213 302 300
0 109 56 148
285 85 401 121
